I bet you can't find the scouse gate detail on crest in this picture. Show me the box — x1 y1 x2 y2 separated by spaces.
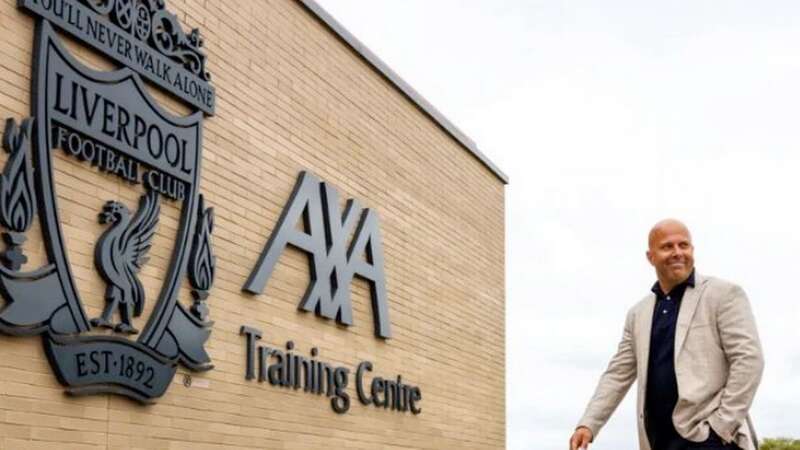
19 0 215 114
0 0 216 403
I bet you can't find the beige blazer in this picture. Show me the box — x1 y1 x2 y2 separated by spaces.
577 273 764 450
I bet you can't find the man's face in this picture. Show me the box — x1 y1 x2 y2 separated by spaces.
647 223 694 288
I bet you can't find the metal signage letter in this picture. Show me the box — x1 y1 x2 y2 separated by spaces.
244 171 391 338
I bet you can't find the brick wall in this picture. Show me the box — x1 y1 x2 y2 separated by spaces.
0 0 505 448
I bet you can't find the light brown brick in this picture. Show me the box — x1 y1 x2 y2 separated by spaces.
0 0 504 448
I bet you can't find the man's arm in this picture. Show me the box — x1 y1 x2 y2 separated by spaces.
575 307 638 440
707 285 764 443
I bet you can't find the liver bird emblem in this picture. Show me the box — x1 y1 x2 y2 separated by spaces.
91 190 161 334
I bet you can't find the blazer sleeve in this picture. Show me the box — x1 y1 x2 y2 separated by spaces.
577 307 638 440
707 284 765 443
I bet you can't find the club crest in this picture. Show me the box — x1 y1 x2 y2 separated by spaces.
0 0 216 403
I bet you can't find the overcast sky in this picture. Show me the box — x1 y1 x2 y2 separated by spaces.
316 1 800 448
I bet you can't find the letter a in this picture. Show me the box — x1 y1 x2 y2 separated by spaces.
346 209 391 338
243 171 326 295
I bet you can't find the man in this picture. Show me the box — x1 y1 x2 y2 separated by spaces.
569 219 764 450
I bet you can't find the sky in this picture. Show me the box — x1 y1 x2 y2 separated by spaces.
316 1 800 449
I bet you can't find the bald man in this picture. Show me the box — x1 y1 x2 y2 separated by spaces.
569 220 763 450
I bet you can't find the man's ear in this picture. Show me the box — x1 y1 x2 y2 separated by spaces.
646 250 654 266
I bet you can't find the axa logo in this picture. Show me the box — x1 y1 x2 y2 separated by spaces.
244 171 392 339
0 0 216 402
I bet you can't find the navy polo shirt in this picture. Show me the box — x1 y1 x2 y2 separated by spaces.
645 270 695 446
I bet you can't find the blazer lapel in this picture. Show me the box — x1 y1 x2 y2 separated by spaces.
636 294 656 382
674 273 708 363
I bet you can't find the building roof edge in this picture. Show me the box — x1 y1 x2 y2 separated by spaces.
298 0 509 185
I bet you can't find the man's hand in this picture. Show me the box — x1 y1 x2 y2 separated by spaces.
569 427 593 450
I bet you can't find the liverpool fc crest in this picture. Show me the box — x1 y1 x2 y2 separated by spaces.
0 0 216 403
